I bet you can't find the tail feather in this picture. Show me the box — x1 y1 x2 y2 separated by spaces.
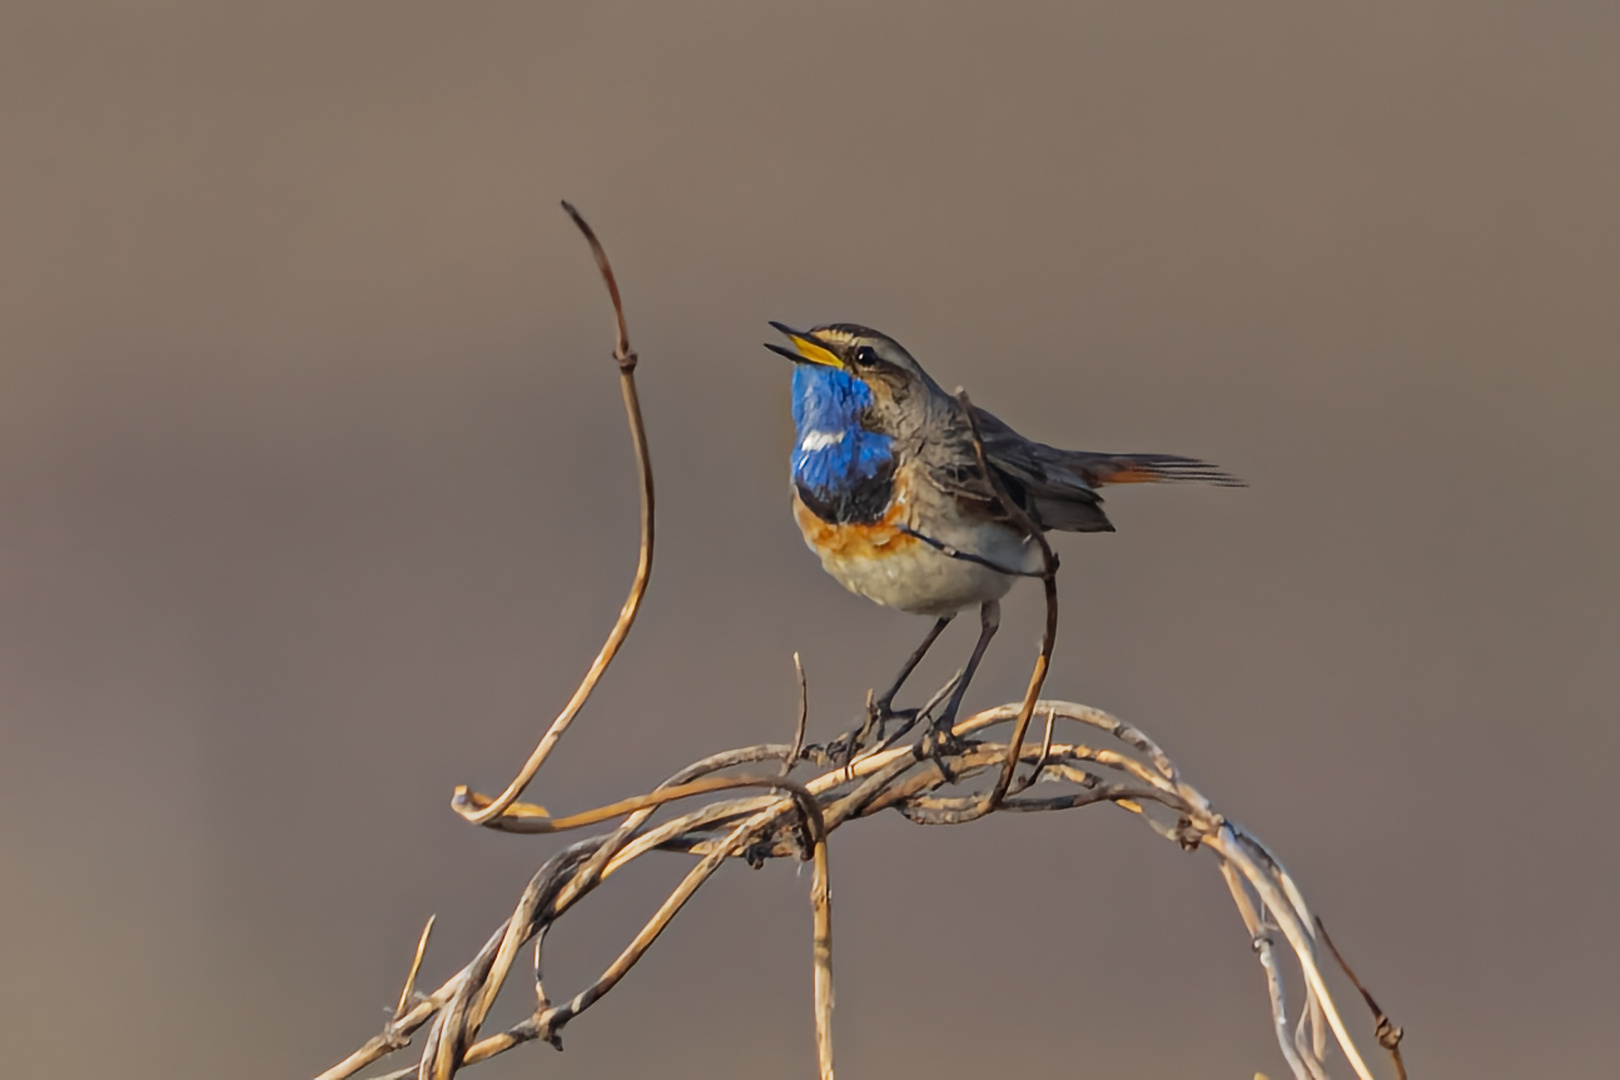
1070 452 1245 488
967 404 1243 535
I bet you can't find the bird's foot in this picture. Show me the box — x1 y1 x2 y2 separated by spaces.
919 716 969 762
828 696 917 765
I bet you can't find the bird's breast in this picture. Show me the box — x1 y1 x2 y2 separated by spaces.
791 465 1023 616
792 487 918 561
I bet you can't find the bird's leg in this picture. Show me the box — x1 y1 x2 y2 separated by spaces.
871 615 954 722
923 600 999 756
871 669 962 758
838 615 954 763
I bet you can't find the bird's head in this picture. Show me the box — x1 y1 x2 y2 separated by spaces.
764 322 941 409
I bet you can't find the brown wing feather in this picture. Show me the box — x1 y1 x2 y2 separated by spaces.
969 405 1242 534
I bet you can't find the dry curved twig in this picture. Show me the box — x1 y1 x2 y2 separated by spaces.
451 201 654 827
317 206 1404 1080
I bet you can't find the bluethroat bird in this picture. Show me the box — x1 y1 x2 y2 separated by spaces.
764 322 1241 746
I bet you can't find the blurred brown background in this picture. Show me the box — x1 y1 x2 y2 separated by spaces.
2 3 1615 1078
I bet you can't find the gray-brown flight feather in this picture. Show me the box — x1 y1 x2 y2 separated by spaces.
967 405 1243 534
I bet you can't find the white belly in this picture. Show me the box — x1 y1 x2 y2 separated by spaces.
817 534 1021 615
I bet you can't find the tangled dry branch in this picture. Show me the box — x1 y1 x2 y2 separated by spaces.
316 205 1406 1080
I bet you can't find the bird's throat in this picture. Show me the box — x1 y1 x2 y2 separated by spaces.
790 365 896 525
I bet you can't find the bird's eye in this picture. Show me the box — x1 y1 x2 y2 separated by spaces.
852 345 879 366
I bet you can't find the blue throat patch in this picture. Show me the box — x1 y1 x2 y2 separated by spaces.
790 365 896 524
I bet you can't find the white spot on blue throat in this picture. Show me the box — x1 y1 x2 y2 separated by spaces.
798 429 845 452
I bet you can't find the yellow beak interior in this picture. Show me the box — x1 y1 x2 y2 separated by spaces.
787 333 845 370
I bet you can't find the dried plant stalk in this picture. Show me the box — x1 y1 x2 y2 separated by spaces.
451 201 653 827
321 700 1403 1080
957 388 1058 814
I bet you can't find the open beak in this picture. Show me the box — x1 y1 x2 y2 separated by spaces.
764 322 845 369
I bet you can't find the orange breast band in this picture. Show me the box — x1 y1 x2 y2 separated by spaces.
793 494 919 561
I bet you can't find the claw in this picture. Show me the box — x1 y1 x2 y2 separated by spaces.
920 716 969 761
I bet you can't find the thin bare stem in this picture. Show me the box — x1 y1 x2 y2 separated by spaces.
1220 861 1319 1080
395 916 437 1022
1007 704 1058 797
784 652 808 776
955 390 1058 814
453 202 654 826
531 925 551 1019
403 776 834 1080
1317 916 1407 1080
1208 827 1380 1080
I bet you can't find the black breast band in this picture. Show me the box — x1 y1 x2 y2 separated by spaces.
795 464 896 526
